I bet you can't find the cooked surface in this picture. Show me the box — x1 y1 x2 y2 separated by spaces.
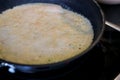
0 3 94 64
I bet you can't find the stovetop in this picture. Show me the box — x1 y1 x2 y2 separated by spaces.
0 3 120 80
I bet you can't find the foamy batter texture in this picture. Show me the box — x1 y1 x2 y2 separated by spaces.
0 3 94 64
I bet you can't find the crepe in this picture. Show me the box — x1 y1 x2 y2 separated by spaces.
0 3 93 64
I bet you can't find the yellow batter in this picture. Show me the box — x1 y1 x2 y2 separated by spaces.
0 3 94 64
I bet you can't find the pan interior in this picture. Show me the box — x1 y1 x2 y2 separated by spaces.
0 3 94 65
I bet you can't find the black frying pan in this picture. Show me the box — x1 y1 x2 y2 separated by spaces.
0 0 104 73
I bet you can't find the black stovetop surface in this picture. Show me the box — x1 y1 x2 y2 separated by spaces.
0 3 120 80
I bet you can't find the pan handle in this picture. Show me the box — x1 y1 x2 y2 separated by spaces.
105 21 120 32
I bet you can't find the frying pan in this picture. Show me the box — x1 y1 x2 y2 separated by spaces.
0 0 106 73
